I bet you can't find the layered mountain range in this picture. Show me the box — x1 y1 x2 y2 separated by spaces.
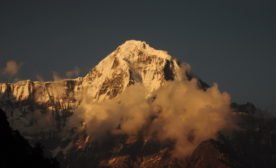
0 40 275 168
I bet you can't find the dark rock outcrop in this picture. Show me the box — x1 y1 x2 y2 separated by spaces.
0 108 59 168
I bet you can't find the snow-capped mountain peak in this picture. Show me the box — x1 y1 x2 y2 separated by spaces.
83 40 182 101
0 40 184 131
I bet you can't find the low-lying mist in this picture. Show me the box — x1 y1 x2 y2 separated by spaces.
70 68 233 158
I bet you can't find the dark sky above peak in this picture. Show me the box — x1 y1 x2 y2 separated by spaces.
0 0 275 111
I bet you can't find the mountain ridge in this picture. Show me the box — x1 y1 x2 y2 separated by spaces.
0 40 194 150
0 40 185 104
2 40 274 168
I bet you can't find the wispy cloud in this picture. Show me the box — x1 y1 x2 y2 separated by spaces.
3 60 22 76
65 66 81 78
52 71 62 81
35 74 44 81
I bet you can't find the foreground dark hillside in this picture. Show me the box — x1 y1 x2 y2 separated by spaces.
0 108 59 168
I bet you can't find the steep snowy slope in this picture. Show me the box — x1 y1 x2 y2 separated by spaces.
82 40 183 101
0 40 187 132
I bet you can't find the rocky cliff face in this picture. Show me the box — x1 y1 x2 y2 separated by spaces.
82 40 183 101
0 40 185 133
0 40 182 104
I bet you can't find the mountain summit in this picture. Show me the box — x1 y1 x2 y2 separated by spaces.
0 40 187 133
1 40 183 103
82 40 183 101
